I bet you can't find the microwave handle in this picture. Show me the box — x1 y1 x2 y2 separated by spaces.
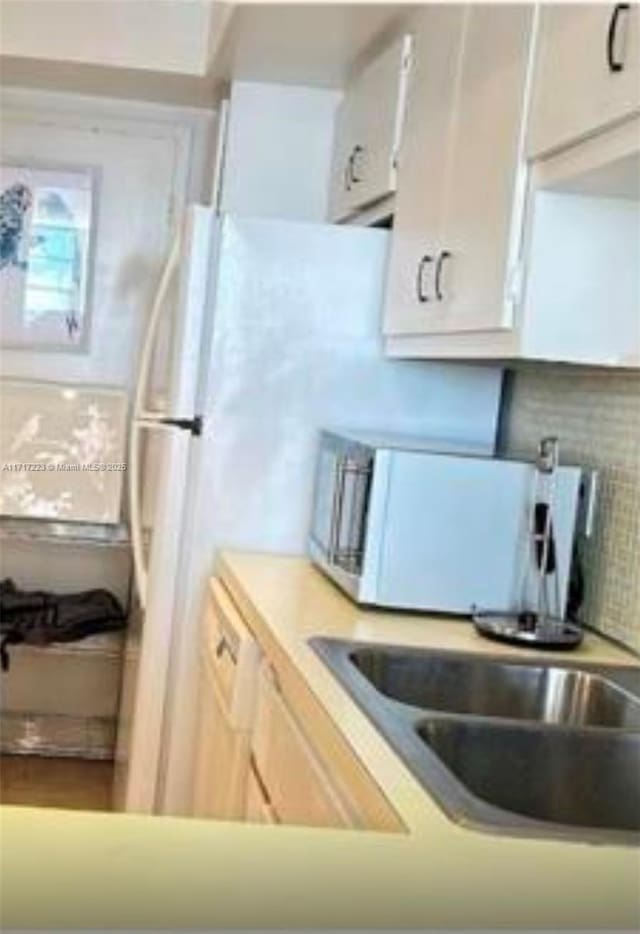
328 456 348 563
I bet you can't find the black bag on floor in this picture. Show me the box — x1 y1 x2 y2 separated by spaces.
0 578 126 671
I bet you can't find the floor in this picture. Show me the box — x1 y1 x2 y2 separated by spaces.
0 755 114 811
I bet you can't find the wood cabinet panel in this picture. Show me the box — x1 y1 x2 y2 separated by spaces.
252 661 353 829
204 579 261 728
192 655 251 820
191 579 260 819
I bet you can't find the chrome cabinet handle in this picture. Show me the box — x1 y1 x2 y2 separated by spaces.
435 250 451 302
416 254 434 302
607 4 630 73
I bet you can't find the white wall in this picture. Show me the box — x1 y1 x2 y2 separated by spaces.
220 81 341 221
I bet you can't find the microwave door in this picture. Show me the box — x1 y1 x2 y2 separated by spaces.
312 446 372 576
311 446 342 560
338 460 372 575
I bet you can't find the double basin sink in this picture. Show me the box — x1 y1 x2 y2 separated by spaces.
311 638 640 845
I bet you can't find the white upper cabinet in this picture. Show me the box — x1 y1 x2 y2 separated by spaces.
382 3 640 368
329 34 413 221
384 5 534 337
433 7 534 333
382 6 463 334
528 4 640 158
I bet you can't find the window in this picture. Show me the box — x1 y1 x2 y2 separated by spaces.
0 165 95 350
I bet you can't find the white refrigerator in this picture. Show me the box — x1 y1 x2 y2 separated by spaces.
115 206 503 815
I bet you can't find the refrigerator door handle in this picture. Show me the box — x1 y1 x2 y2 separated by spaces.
129 417 195 609
133 229 182 421
129 229 182 607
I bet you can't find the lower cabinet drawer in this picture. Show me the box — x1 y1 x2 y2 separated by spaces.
252 661 354 829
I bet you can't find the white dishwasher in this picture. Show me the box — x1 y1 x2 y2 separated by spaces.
192 579 261 819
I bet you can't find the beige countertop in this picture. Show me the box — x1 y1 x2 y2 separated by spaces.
1 551 639 930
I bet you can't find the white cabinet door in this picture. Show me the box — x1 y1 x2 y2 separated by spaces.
529 4 640 158
384 5 533 337
433 5 533 333
329 92 359 220
329 34 413 221
383 6 464 335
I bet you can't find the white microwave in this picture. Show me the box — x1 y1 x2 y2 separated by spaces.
308 431 584 616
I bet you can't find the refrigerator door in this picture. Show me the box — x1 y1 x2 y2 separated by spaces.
114 421 191 813
117 204 215 813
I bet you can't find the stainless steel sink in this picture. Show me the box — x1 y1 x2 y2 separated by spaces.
417 719 640 834
349 646 640 729
310 637 640 845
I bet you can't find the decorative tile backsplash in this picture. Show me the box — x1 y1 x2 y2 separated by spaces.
500 368 640 654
